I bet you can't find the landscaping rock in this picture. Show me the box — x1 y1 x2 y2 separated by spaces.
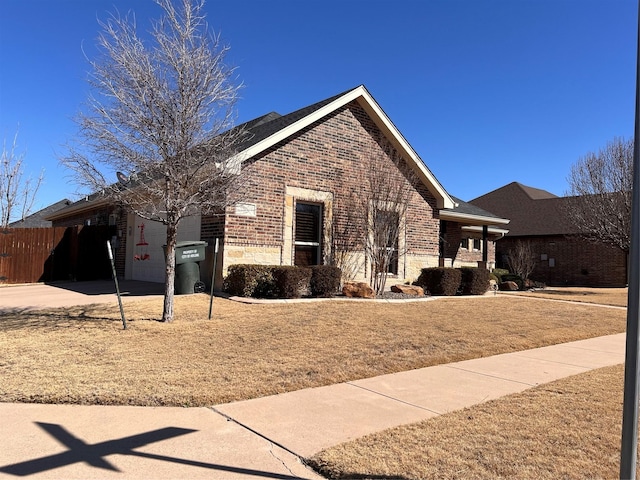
391 284 424 296
499 280 519 291
342 282 375 299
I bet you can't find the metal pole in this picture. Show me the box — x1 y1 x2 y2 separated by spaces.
208 238 219 320
620 3 640 477
106 240 127 330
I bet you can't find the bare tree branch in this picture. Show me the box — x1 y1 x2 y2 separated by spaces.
1 130 44 227
62 0 246 322
507 240 536 282
565 137 632 252
337 139 417 295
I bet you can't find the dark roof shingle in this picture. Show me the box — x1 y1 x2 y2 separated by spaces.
470 182 573 236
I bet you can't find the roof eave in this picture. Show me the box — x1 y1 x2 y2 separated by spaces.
440 210 511 226
461 225 510 235
44 197 111 221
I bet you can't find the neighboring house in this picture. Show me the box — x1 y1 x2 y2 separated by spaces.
470 182 627 287
47 85 509 288
8 199 71 228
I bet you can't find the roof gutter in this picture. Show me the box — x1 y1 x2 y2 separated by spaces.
44 197 111 221
439 210 511 226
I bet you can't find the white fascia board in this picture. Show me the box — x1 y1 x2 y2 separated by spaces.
45 197 110 221
440 210 511 226
228 88 365 165
462 225 510 235
354 87 455 210
230 85 456 210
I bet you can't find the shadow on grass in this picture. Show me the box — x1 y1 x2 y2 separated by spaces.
0 306 124 332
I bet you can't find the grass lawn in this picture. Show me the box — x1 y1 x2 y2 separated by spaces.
0 294 626 406
309 364 629 479
504 286 628 307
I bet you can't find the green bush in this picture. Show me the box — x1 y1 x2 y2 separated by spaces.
459 267 491 295
272 266 312 299
224 264 342 298
501 273 524 290
310 265 342 297
415 267 461 296
491 268 509 283
223 264 277 298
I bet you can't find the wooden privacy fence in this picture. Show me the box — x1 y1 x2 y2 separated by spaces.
0 226 116 284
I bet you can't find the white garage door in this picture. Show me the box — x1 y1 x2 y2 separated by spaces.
131 215 201 283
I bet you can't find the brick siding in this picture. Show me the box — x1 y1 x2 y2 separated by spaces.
496 235 627 287
441 220 496 267
224 101 441 275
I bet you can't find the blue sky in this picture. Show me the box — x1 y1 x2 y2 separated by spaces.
0 0 636 212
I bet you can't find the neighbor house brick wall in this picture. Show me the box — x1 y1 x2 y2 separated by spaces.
496 235 627 287
50 206 115 228
223 101 441 278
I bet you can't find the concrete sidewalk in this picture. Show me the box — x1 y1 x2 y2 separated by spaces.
0 280 164 311
215 332 625 458
0 333 626 479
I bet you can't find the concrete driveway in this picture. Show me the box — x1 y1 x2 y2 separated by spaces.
0 280 165 311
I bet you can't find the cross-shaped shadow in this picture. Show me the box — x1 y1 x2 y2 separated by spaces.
0 422 306 479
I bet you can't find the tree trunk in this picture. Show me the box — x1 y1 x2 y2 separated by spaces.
162 222 177 322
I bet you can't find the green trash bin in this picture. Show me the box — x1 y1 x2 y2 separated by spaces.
164 241 208 294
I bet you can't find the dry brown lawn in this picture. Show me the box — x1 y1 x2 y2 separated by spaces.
504 286 628 307
309 364 628 479
0 294 626 407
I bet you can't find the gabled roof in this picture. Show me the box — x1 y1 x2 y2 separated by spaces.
9 199 71 227
518 183 558 200
440 196 510 226
232 85 456 209
470 182 574 236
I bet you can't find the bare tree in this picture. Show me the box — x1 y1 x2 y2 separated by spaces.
62 0 246 322
360 141 416 295
329 190 365 283
565 136 633 252
506 240 536 283
1 131 44 227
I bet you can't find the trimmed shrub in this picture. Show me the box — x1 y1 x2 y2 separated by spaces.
459 267 491 295
491 268 509 283
501 273 524 290
414 267 461 296
224 264 277 298
272 266 312 299
310 265 342 297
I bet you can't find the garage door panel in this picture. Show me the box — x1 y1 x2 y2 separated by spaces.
131 216 201 283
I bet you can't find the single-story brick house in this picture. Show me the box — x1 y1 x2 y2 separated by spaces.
9 199 71 228
47 85 509 288
470 181 628 287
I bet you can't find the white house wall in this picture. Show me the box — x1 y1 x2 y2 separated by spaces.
128 215 201 283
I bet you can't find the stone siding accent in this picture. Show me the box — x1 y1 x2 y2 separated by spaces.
222 245 281 274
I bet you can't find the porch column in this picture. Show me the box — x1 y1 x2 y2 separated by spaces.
482 225 488 264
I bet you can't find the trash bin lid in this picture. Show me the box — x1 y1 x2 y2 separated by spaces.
164 241 208 248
